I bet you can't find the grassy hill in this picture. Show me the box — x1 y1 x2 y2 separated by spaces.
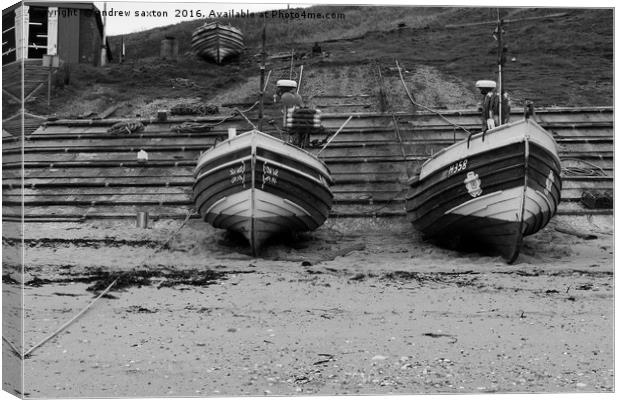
109 6 452 59
11 6 612 118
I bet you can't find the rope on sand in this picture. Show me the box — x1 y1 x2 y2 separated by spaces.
23 277 120 358
21 209 195 358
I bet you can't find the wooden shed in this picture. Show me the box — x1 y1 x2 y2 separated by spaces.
2 1 111 66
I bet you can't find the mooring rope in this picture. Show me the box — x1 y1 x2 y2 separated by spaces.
233 107 258 130
20 209 195 358
374 60 409 168
358 187 409 216
395 60 473 135
172 101 260 133
2 336 22 358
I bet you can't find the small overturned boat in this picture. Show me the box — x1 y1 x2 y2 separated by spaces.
192 129 334 254
191 22 244 64
405 118 562 262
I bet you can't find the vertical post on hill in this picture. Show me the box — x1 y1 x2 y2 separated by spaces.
259 23 266 131
47 63 52 107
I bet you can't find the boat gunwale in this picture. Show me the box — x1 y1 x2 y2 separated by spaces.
412 118 560 184
197 129 333 183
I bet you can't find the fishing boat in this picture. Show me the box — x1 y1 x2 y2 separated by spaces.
192 129 334 255
405 118 562 262
191 22 244 64
404 15 562 263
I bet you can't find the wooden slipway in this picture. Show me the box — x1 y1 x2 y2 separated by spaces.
1 106 613 221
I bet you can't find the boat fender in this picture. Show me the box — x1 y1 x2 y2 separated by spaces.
137 149 148 162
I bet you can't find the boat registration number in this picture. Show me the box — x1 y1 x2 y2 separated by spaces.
447 159 468 176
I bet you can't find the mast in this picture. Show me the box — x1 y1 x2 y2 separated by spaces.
496 9 504 125
258 23 266 131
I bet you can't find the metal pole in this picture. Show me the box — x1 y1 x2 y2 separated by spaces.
297 65 303 94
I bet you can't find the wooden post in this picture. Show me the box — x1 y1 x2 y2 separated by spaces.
47 65 52 107
297 65 303 94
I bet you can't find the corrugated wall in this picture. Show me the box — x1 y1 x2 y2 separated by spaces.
57 8 80 64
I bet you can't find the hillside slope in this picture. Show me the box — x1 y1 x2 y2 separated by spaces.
11 6 612 118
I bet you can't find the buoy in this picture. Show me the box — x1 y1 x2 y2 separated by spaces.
137 149 148 162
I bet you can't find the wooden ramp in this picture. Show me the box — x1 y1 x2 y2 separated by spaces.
2 112 47 137
2 59 50 104
1 107 613 221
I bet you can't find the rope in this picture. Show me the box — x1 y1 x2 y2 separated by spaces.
395 60 472 135
2 336 22 358
358 187 409 216
23 276 120 358
375 61 408 165
22 209 195 358
170 103 219 116
233 107 257 130
561 158 607 177
171 101 260 133
107 120 144 135
172 122 214 133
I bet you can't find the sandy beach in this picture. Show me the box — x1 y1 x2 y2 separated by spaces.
2 214 613 397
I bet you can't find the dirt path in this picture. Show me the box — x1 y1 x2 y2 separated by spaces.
2 216 614 397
